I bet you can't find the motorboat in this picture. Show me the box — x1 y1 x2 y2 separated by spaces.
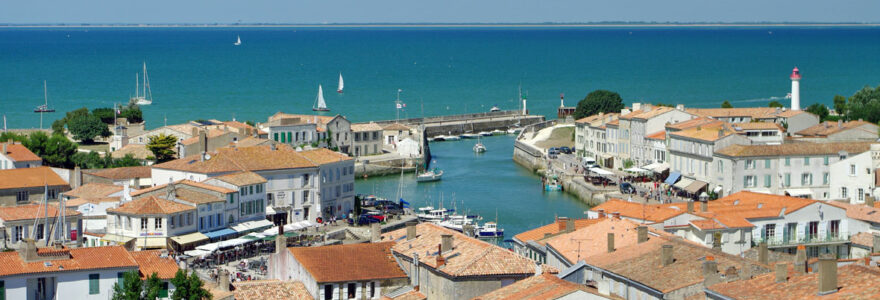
476 222 504 238
416 169 443 182
507 127 522 134
478 131 492 136
443 135 461 141
491 129 505 135
490 105 501 112
417 207 450 223
460 133 480 139
473 139 486 153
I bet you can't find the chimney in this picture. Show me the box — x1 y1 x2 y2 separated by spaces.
661 244 674 266
759 242 769 265
775 263 787 283
867 196 875 207
275 225 285 254
534 261 543 277
73 166 82 189
607 233 615 253
701 201 708 213
566 218 575 233
874 234 880 253
371 222 381 242
637 226 648 243
219 269 230 292
441 234 453 252
270 143 277 151
406 222 417 241
633 103 642 111
612 212 621 220
410 253 420 287
687 201 694 213
191 127 199 138
2 141 6 156
676 104 685 111
199 130 207 154
824 122 829 129
703 256 720 286
556 217 568 232
597 209 606 218
642 103 651 112
817 254 838 295
123 183 132 203
18 238 39 262
794 244 807 275
435 244 446 267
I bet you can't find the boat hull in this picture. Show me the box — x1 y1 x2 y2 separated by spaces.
33 109 55 113
416 176 441 183
477 231 504 238
312 108 330 112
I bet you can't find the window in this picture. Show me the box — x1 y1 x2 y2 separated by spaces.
370 282 376 298
16 191 28 203
159 282 169 298
842 187 848 199
347 283 356 299
744 176 756 188
823 173 829 185
324 285 333 300
1 279 5 300
746 160 755 169
155 218 162 230
170 215 175 228
250 185 254 194
784 157 790 166
785 223 797 242
267 193 274 206
303 190 309 203
47 189 57 200
273 133 279 141
784 173 791 187
200 217 204 230
117 272 125 287
303 174 310 186
850 164 857 176
36 224 44 240
801 173 812 186
188 213 193 225
808 221 819 240
764 224 775 240
89 274 100 295
824 156 829 165
287 132 292 143
717 160 723 173
830 220 840 237
228 194 234 203
141 218 148 230
256 184 262 193
216 213 222 226
13 226 22 242
859 188 865 202
240 187 245 196
804 157 810 166
764 175 772 188
764 159 771 168
240 202 246 215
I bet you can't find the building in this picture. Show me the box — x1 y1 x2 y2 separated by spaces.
270 241 408 300
828 144 880 203
128 123 200 145
263 118 321 148
0 166 70 206
82 166 153 189
109 144 153 161
705 260 880 299
63 183 132 240
619 104 695 167
381 123 413 147
0 204 83 250
380 223 537 300
473 272 608 300
712 142 874 199
0 243 179 300
794 120 879 143
1 141 41 169
203 172 269 224
575 112 619 161
298 150 356 220
351 123 384 157
262 113 353 154
685 107 819 135
511 217 602 264
232 280 314 300
668 120 750 195
730 122 785 145
105 196 197 250
825 200 880 258
543 218 667 271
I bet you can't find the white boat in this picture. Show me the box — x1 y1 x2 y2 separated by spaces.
442 135 460 141
130 62 152 106
460 133 480 139
478 131 492 136
439 215 475 233
506 127 522 134
476 222 504 238
234 35 241 46
312 84 329 111
417 207 449 223
416 169 443 182
490 105 501 112
473 138 486 153
491 129 505 135
337 73 344 93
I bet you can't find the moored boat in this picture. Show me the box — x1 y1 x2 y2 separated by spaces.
460 133 480 139
312 84 330 111
476 222 504 238
416 169 443 182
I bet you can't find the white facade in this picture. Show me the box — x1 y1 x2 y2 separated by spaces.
669 132 750 187
396 138 420 158
2 267 134 300
829 148 880 203
628 107 694 166
317 160 356 221
266 123 321 148
713 151 857 199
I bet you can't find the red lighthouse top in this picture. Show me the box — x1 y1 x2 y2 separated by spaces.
790 67 801 80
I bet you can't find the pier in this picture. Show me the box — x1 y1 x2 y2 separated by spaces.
366 110 545 138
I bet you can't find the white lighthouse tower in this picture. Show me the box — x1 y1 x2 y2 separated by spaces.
790 67 801 111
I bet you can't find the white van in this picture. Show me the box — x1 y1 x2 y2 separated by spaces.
582 157 599 169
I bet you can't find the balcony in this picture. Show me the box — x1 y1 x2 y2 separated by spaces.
753 232 849 248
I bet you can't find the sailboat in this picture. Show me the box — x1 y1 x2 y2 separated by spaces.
34 81 55 113
312 84 329 111
129 62 152 105
234 35 242 46
337 73 344 93
473 137 486 153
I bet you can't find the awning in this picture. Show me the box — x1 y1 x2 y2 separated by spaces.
624 167 650 174
674 177 695 190
217 238 251 249
133 237 167 249
785 189 813 198
685 180 709 194
101 233 134 244
184 249 212 258
745 188 772 194
589 167 614 176
196 243 220 252
664 172 682 185
642 162 669 173
203 228 237 239
170 232 209 245
231 219 274 233
265 206 278 215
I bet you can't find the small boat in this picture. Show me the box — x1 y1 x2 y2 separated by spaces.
428 136 441 142
34 81 55 113
490 105 501 112
491 129 505 135
337 73 344 93
473 138 486 153
130 62 152 106
506 127 522 134
478 131 492 136
416 169 443 182
417 207 448 223
234 35 241 46
443 135 461 141
460 133 480 139
476 222 504 238
439 215 477 233
312 84 330 111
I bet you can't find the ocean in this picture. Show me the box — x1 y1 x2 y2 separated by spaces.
1 26 879 129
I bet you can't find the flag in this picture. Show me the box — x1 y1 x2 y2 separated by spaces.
402 103 406 108
396 103 403 109
399 199 410 208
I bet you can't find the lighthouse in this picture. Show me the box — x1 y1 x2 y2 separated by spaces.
790 67 801 111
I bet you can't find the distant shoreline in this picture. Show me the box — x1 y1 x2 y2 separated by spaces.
1 23 880 29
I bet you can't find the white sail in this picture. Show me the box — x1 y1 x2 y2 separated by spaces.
234 35 241 46
337 73 344 93
313 84 328 111
131 62 152 105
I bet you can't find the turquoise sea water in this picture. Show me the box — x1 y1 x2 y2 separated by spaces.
1 27 879 129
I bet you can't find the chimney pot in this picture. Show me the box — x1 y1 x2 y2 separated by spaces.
406 222 418 241
556 217 568 232
612 212 621 220
436 244 446 267
701 201 708 213
597 209 606 218
866 196 875 207
759 242 769 265
637 226 648 243
687 201 694 213
873 234 880 253
607 233 615 253
661 244 674 266
2 142 6 156
817 254 838 295
371 222 381 242
795 244 807 275
441 234 453 252
566 218 575 233
703 256 720 286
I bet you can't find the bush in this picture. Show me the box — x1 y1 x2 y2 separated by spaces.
573 90 625 120
67 113 110 143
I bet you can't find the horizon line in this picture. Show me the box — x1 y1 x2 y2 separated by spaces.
2 22 880 28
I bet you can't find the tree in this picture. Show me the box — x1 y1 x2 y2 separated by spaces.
573 90 625 120
805 103 830 122
143 273 163 300
92 107 117 124
846 85 880 123
120 105 144 123
112 270 143 300
653 102 675 108
147 133 178 163
833 95 847 119
43 134 78 168
23 131 49 157
0 132 28 144
721 101 733 108
68 113 110 143
768 100 784 108
114 154 143 167
170 270 212 300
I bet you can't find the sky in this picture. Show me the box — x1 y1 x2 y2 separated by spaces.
1 0 878 24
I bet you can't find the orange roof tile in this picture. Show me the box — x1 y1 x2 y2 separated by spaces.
180 129 231 145
666 191 816 228
65 182 123 199
297 148 353 165
473 273 600 300
107 196 195 215
2 142 41 162
665 117 720 131
715 141 873 158
0 245 138 277
731 122 784 131
645 130 666 140
0 204 81 221
210 171 267 186
826 201 880 224
268 112 335 125
545 218 667 263
382 289 426 300
351 122 384 132
514 218 602 246
175 188 225 204
382 223 536 278
591 199 686 223
850 232 875 249
0 166 68 190
621 106 676 120
131 179 234 198
288 242 406 283
233 280 314 300
686 107 809 119
708 264 880 299
668 122 736 142
796 120 877 137
383 123 411 131
110 144 153 160
229 136 274 148
129 250 180 280
86 166 152 180
153 145 317 174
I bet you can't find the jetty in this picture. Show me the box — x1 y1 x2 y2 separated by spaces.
367 110 544 138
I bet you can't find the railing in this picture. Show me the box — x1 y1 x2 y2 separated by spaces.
367 110 523 126
753 232 849 248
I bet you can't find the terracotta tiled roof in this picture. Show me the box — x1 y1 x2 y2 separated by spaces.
686 107 809 119
233 280 314 300
665 117 720 131
382 289 426 300
0 166 68 190
175 188 226 204
131 179 233 197
107 196 195 215
850 232 875 249
715 141 873 157
297 148 353 165
514 218 602 246
86 166 152 180
230 136 274 148
268 112 335 125
65 182 123 199
153 144 317 174
796 120 877 137
0 245 138 277
645 131 666 140
0 204 81 221
129 250 180 279
731 122 784 131
383 123 411 131
351 122 384 132
2 142 41 162
826 201 880 224
620 106 675 120
546 218 667 264
591 199 686 223
180 129 231 145
382 223 536 278
707 264 880 299
110 144 153 160
606 119 619 126
288 241 406 283
665 191 817 229
223 121 257 131
668 122 736 142
473 273 600 300
211 171 267 186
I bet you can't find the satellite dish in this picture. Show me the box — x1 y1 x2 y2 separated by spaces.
204 154 212 160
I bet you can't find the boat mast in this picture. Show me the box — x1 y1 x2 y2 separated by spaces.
135 73 139 99
40 80 47 129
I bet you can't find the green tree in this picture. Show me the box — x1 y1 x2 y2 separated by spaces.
111 270 143 300
833 95 847 119
721 101 733 108
0 132 28 144
68 113 110 143
147 133 178 163
805 103 830 122
114 154 143 167
43 134 78 168
768 100 784 108
120 106 144 123
846 85 880 123
573 90 625 120
72 152 105 169
653 102 675 108
24 131 50 157
170 270 212 300
92 107 117 124
143 273 163 300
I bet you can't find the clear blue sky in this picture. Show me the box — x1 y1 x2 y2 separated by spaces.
2 0 878 24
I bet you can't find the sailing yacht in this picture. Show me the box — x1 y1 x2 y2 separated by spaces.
234 35 242 46
34 81 55 113
312 85 329 111
129 62 152 105
337 73 344 93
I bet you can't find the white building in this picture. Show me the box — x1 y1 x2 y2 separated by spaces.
0 141 42 170
685 107 819 136
667 120 750 195
62 183 134 240
574 112 619 161
105 195 198 250
620 104 695 167
829 144 880 203
795 120 880 143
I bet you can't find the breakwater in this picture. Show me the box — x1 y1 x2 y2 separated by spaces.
367 110 544 138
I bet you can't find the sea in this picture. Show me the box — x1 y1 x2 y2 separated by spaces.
1 26 878 244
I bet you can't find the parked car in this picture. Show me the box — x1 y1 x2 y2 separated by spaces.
559 146 572 154
582 158 599 169
349 215 381 226
374 201 404 215
619 182 637 194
